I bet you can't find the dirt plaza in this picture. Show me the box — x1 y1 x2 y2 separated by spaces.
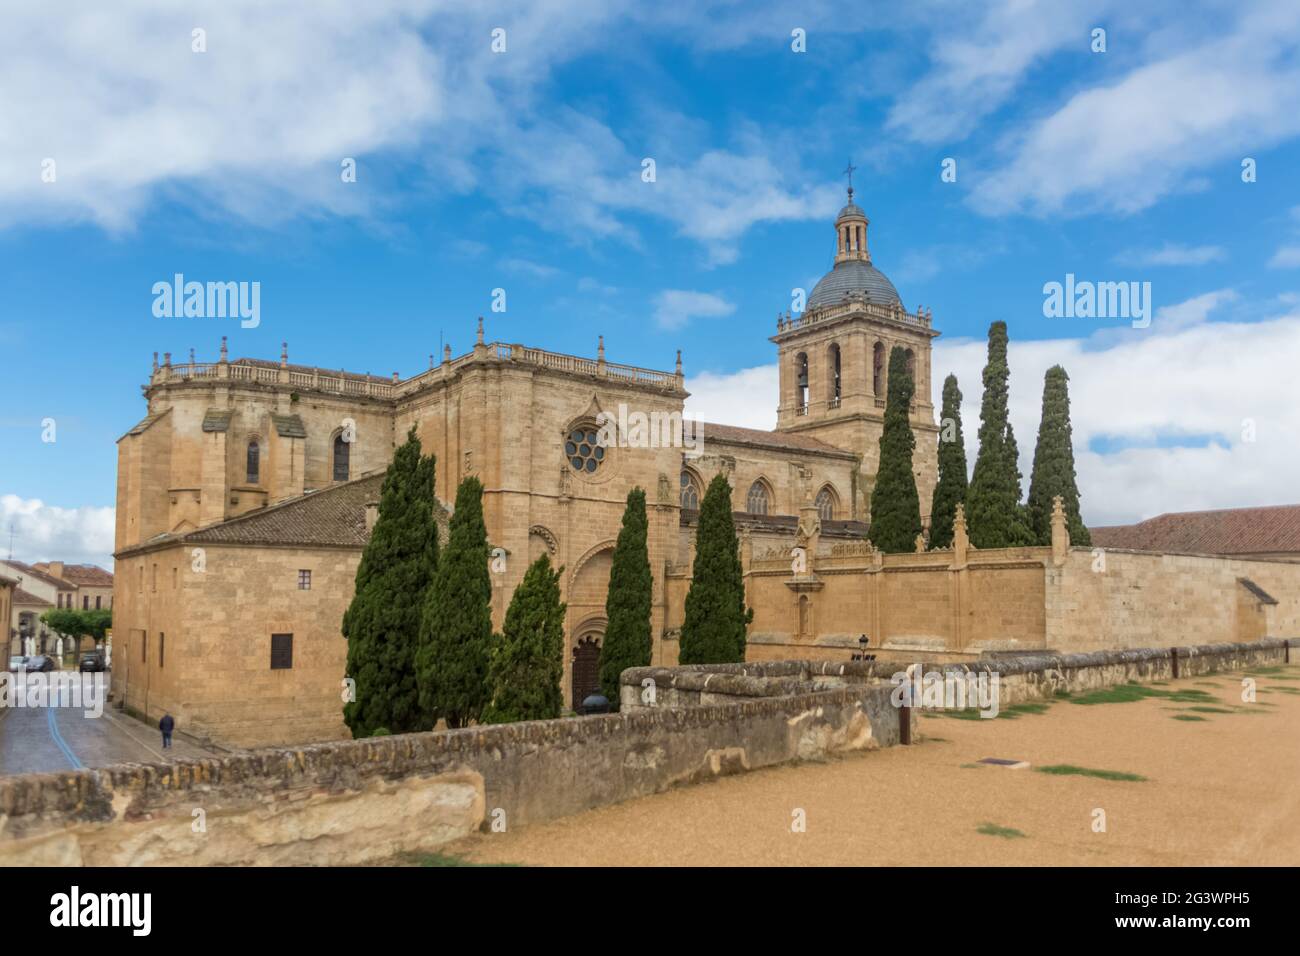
439 664 1300 867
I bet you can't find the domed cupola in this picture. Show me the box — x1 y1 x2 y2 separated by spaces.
807 182 903 311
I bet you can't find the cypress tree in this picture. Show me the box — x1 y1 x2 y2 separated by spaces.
416 476 492 728
599 487 653 707
869 346 923 552
1003 421 1037 546
342 427 438 737
928 374 968 549
1027 365 1091 546
967 321 1031 548
679 473 752 664
482 553 565 724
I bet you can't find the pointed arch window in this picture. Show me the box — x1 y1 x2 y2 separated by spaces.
746 481 770 516
815 486 836 522
873 341 885 397
680 470 701 511
246 439 260 484
333 433 350 482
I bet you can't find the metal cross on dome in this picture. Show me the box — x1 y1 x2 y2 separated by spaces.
843 159 857 197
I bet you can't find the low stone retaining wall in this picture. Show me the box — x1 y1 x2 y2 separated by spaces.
0 638 1291 866
0 677 903 866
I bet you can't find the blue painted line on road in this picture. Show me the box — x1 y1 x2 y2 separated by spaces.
47 705 84 770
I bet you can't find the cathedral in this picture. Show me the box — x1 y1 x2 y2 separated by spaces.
112 189 945 747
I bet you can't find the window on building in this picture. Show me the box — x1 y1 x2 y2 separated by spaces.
246 439 260 484
137 565 143 594
151 564 157 593
680 470 701 511
142 633 147 663
271 633 294 670
298 569 311 590
172 567 178 590
747 481 770 516
795 352 809 413
828 343 841 405
816 487 836 522
333 434 350 482
159 633 165 669
873 342 885 397
95 595 101 609
564 425 605 474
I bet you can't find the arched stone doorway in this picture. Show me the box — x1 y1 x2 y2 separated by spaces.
571 632 603 712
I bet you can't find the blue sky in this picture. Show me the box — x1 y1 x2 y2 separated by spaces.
3 0 1300 567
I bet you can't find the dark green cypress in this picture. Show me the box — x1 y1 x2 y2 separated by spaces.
869 346 923 553
928 374 968 550
679 474 752 664
1027 365 1091 546
599 487 653 707
482 553 565 724
967 321 1031 548
342 427 438 737
416 476 492 728
1003 420 1037 546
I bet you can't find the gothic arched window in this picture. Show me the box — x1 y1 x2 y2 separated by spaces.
680 470 701 511
333 433 350 482
746 480 770 516
815 487 836 522
246 439 260 484
873 341 885 397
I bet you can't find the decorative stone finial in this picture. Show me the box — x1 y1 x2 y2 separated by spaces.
163 351 171 367
429 354 434 370
1050 495 1070 565
152 351 159 371
281 342 289 367
219 336 228 362
675 349 682 375
476 316 485 344
189 347 196 364
597 335 605 361
443 344 452 362
915 533 926 554
392 371 399 383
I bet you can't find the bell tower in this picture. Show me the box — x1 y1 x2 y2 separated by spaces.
771 181 941 520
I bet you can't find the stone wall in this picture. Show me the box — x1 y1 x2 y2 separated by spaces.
0 672 903 866
2 638 1292 866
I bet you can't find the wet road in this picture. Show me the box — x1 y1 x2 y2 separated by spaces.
0 671 214 775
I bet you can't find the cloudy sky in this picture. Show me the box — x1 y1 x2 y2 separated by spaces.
2 0 1299 568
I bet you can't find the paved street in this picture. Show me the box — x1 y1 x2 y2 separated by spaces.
0 671 215 775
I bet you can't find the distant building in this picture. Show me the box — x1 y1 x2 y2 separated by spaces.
0 559 114 657
1092 504 1300 562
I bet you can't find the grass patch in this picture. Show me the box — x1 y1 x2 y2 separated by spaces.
1036 764 1147 782
400 851 518 868
1182 705 1233 714
1171 714 1207 722
941 701 1053 720
959 763 984 769
1067 682 1215 706
977 823 1026 839
1265 686 1300 695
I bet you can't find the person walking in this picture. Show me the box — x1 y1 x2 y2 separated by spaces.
159 712 175 750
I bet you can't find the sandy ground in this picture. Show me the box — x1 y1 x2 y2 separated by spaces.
439 664 1300 866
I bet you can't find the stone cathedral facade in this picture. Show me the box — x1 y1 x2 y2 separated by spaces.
112 191 946 746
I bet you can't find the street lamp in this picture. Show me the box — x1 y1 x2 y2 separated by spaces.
851 633 875 662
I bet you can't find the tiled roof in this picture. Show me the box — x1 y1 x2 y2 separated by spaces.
33 563 113 587
202 409 233 432
271 413 306 438
120 407 170 440
12 588 52 606
184 473 387 548
700 422 857 459
1091 504 1300 556
0 560 77 590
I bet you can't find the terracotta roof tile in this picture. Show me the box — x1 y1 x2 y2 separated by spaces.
1091 504 1300 555
33 563 113 587
12 588 52 606
184 473 387 548
700 422 856 458
0 560 77 590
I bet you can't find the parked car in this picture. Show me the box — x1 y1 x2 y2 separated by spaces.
23 655 55 672
7 655 25 672
79 651 106 673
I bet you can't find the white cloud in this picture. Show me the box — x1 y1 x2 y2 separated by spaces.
652 290 735 331
0 495 115 570
685 365 779 430
969 7 1300 216
1268 246 1300 268
1123 243 1227 267
682 296 1300 527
